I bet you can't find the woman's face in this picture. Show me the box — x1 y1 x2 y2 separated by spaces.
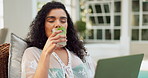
45 9 68 37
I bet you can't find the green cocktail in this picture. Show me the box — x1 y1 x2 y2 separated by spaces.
52 26 67 46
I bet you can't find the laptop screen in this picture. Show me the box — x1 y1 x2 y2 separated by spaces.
94 54 144 78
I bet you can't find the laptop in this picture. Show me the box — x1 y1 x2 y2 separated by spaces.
94 54 144 78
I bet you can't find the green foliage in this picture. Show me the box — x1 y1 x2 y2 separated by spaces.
75 20 86 33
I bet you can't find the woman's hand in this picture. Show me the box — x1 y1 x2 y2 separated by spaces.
42 30 67 55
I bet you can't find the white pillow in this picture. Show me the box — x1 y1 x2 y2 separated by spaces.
8 33 28 78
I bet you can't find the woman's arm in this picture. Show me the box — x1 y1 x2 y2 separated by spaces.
32 51 51 78
33 30 67 78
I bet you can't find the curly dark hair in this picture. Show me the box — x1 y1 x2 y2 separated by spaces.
26 1 87 62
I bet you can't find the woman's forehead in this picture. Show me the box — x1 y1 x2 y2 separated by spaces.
47 9 67 17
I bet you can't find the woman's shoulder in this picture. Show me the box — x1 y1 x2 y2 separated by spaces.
22 47 41 67
26 46 40 50
25 47 41 52
23 47 42 56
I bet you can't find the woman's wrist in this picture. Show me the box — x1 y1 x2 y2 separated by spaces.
42 50 52 58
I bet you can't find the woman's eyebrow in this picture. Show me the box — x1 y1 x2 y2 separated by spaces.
46 16 67 19
60 16 67 19
46 16 56 19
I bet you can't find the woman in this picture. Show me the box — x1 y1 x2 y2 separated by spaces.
21 1 95 78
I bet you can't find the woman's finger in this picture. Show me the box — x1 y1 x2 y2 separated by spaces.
50 35 66 41
49 30 62 37
52 38 67 44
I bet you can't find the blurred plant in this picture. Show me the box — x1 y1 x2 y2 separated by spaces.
75 20 86 33
78 0 93 40
75 20 86 40
79 0 87 21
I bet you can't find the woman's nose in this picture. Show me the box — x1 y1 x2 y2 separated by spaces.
55 25 61 28
54 20 61 28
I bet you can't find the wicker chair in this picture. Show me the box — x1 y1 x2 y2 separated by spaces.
0 43 10 78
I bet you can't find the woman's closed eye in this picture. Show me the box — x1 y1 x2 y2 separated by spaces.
47 20 66 23
60 20 66 23
48 20 54 23
46 18 55 23
60 17 67 23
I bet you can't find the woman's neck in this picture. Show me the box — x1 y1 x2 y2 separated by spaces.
54 47 65 52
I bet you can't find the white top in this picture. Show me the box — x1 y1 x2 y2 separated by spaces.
21 47 95 78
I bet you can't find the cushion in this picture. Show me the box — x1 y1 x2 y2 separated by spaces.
0 43 10 78
8 33 27 78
